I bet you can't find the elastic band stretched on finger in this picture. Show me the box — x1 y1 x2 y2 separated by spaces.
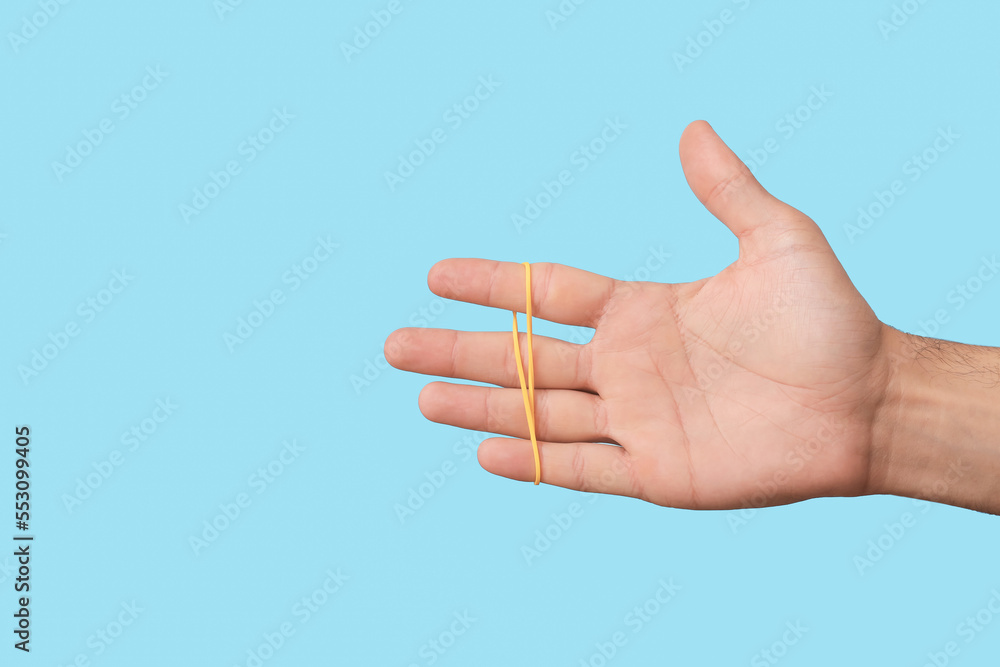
512 262 540 485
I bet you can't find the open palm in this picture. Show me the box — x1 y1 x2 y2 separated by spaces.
385 121 891 510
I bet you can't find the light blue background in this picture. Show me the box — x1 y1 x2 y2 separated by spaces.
2 1 999 665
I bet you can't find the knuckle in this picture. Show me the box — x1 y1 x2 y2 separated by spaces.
570 446 590 491
593 399 611 440
705 167 750 208
483 389 504 432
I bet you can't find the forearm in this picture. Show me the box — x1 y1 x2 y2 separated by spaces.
869 326 1000 514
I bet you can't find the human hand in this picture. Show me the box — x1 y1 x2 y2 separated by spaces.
385 121 897 510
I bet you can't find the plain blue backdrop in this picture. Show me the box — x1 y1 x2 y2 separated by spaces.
2 1 998 665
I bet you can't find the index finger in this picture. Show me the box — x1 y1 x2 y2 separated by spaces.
428 259 617 328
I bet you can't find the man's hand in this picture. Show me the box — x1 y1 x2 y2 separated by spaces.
385 120 1000 513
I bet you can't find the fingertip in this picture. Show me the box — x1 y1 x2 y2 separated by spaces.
681 119 712 140
383 328 412 368
678 119 715 159
477 438 533 483
678 119 732 184
427 258 462 297
475 437 499 470
427 259 446 292
416 381 444 420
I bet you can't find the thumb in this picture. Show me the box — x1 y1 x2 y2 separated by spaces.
679 120 816 245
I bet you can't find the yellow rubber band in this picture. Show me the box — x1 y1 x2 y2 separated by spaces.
512 262 540 485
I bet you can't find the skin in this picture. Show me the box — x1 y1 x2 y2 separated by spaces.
385 120 1000 514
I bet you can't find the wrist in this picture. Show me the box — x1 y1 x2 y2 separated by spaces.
868 325 1000 513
